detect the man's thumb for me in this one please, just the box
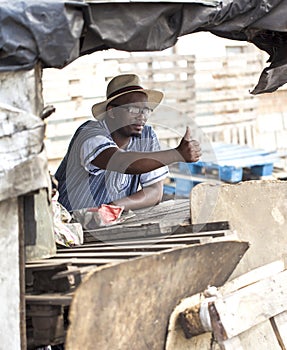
[183,126,191,141]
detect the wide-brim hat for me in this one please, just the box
[92,74,164,120]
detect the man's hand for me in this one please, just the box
[176,126,202,163]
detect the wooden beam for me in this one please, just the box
[211,270,287,341]
[271,311,287,349]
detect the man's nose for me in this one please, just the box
[136,113,147,121]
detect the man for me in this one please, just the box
[55,74,201,212]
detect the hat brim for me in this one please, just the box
[91,89,164,120]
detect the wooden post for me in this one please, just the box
[0,65,45,349]
[0,199,23,349]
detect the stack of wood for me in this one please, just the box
[25,199,248,349]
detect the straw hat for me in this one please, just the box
[92,74,164,120]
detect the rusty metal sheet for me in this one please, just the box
[66,240,248,350]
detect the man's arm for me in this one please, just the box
[110,180,164,211]
[91,127,201,174]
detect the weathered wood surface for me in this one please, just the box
[65,240,248,350]
[26,200,240,349]
[84,199,191,242]
[84,199,229,243]
[212,269,287,340]
[172,260,287,350]
[272,311,287,348]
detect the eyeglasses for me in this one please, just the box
[111,104,153,118]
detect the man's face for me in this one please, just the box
[108,92,151,137]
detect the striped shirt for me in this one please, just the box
[55,120,169,211]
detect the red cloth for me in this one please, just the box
[87,204,124,225]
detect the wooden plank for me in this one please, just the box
[92,228,229,242]
[220,337,244,350]
[223,321,282,350]
[220,260,286,295]
[83,199,192,243]
[83,236,201,246]
[26,293,73,306]
[109,55,195,64]
[84,229,228,245]
[57,244,187,253]
[25,262,71,270]
[78,231,229,247]
[83,222,162,243]
[272,311,287,349]
[211,269,287,340]
[174,221,230,233]
[196,97,257,111]
[54,251,159,258]
[195,114,256,127]
[79,236,199,247]
[28,258,125,266]
[65,240,248,350]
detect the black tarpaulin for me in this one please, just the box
[0,0,85,71]
[0,0,287,94]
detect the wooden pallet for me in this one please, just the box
[179,142,281,183]
[163,143,282,198]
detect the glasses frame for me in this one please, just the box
[111,104,153,118]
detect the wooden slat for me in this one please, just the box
[222,321,282,350]
[77,230,229,248]
[54,251,160,258]
[272,311,287,349]
[220,260,286,295]
[84,229,228,243]
[220,337,244,350]
[212,269,287,340]
[28,258,124,266]
[110,55,195,64]
[26,293,73,306]
[57,244,186,253]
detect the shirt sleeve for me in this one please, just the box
[80,135,117,174]
[140,166,169,187]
